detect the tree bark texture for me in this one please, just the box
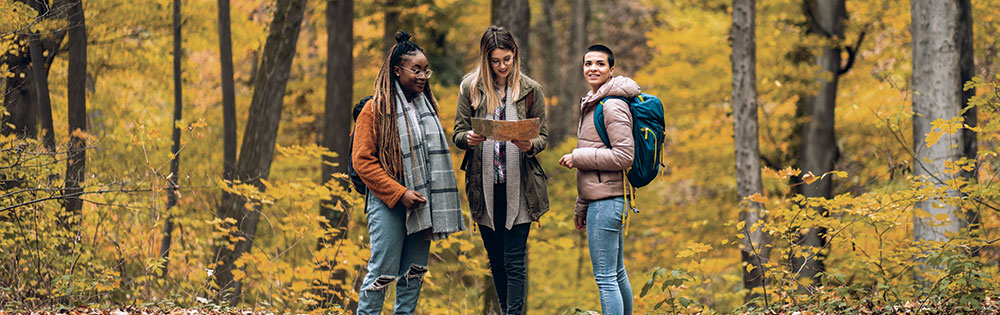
[218,0,237,181]
[1,34,37,138]
[792,0,846,281]
[317,0,353,308]
[36,0,70,152]
[64,0,87,220]
[213,0,307,304]
[547,0,589,145]
[731,0,770,297]
[383,0,400,52]
[958,0,977,199]
[29,0,67,151]
[29,33,56,151]
[910,0,967,247]
[160,0,183,278]
[491,0,530,75]
[539,0,558,93]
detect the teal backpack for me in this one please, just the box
[593,93,666,188]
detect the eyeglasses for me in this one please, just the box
[396,66,433,78]
[490,57,514,66]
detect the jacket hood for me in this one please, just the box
[581,76,641,110]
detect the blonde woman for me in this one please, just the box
[452,25,549,315]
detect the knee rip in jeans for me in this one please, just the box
[403,264,428,285]
[362,275,396,294]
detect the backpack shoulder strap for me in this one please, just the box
[594,96,633,148]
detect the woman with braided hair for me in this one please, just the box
[453,25,549,315]
[352,31,465,314]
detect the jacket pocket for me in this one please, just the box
[463,148,485,221]
[523,156,550,221]
[460,151,473,171]
[466,173,484,221]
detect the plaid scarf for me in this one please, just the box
[394,82,465,239]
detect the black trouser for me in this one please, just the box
[479,183,531,315]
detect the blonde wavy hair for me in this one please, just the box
[464,25,522,112]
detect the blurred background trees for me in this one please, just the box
[2,0,999,313]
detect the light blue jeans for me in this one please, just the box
[356,192,431,315]
[587,197,633,315]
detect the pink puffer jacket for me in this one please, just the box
[572,76,639,215]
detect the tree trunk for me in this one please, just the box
[383,0,399,51]
[957,0,979,236]
[549,0,589,144]
[491,0,530,75]
[910,0,967,265]
[792,0,846,282]
[1,34,36,138]
[317,0,353,308]
[731,0,770,300]
[35,0,69,152]
[64,0,87,222]
[218,0,237,181]
[160,0,183,278]
[539,0,558,95]
[29,33,56,152]
[213,0,307,305]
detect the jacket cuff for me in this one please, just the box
[456,130,473,150]
[378,185,407,209]
[526,138,542,157]
[574,199,588,216]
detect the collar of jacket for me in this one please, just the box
[580,76,641,112]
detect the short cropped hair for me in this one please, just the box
[585,44,615,67]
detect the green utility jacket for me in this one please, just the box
[452,74,550,222]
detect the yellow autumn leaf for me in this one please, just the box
[678,249,694,258]
[747,193,768,204]
[828,170,848,178]
[915,208,932,219]
[801,171,819,184]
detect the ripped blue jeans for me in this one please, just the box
[357,192,431,315]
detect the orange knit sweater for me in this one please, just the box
[352,100,407,208]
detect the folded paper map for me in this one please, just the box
[471,117,541,142]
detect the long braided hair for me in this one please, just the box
[371,31,439,180]
[463,25,522,112]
